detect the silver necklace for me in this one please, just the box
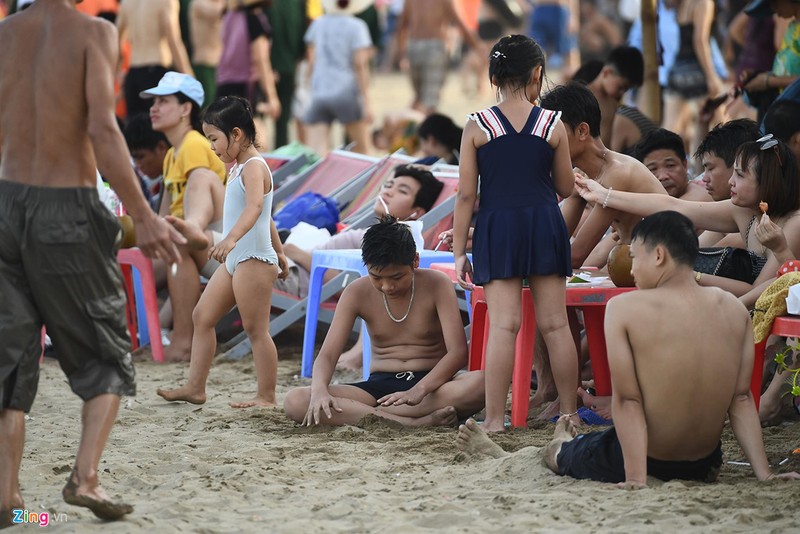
[382,273,415,323]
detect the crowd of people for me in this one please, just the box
[6,0,800,528]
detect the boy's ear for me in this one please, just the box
[410,206,427,218]
[577,122,592,141]
[413,253,420,269]
[654,244,667,266]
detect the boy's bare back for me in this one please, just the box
[608,284,749,461]
[0,3,110,187]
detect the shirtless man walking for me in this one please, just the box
[189,0,224,106]
[283,217,485,427]
[0,0,183,525]
[397,0,481,114]
[458,211,800,486]
[117,0,193,118]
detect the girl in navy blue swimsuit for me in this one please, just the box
[453,35,579,432]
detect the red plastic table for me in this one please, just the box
[430,263,634,427]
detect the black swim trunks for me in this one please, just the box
[349,370,431,401]
[556,427,722,483]
[0,182,136,412]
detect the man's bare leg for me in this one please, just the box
[455,418,509,459]
[0,409,25,529]
[62,394,133,521]
[543,415,579,474]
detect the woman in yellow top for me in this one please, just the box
[142,71,227,362]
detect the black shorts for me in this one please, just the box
[349,370,431,401]
[0,182,136,412]
[557,427,723,483]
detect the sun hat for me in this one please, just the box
[139,71,204,108]
[322,0,374,16]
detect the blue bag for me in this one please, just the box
[273,191,340,235]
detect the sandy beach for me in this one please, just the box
[20,324,800,533]
[15,72,800,532]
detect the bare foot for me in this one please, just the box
[528,387,557,412]
[578,387,612,420]
[554,414,579,439]
[456,418,509,458]
[336,349,362,371]
[163,344,191,363]
[229,396,277,409]
[62,472,133,521]
[410,406,459,427]
[165,215,209,250]
[535,398,562,421]
[156,386,207,404]
[1,499,23,529]
[759,394,784,427]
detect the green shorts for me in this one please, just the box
[193,64,217,107]
[0,181,136,412]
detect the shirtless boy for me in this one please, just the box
[458,211,800,487]
[0,0,184,525]
[117,0,193,117]
[397,0,481,113]
[283,217,485,427]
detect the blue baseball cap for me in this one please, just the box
[139,71,204,108]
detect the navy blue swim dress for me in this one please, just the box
[468,105,571,285]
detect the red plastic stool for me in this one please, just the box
[753,316,800,411]
[469,286,537,428]
[117,248,164,362]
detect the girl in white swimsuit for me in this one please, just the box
[157,96,289,409]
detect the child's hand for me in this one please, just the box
[574,174,606,205]
[303,390,342,426]
[755,214,788,254]
[276,252,289,280]
[377,387,426,407]
[209,237,236,263]
[455,254,474,290]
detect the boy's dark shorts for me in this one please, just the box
[556,427,722,483]
[349,370,431,401]
[0,181,136,413]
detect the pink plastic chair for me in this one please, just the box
[117,248,164,362]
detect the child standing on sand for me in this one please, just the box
[452,34,579,432]
[158,96,288,408]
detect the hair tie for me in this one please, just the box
[491,50,506,61]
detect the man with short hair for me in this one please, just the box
[0,0,184,525]
[283,217,485,427]
[633,128,711,202]
[457,211,800,487]
[573,46,650,150]
[694,118,761,202]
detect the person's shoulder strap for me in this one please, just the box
[530,106,561,142]
[467,107,507,142]
[238,156,273,192]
